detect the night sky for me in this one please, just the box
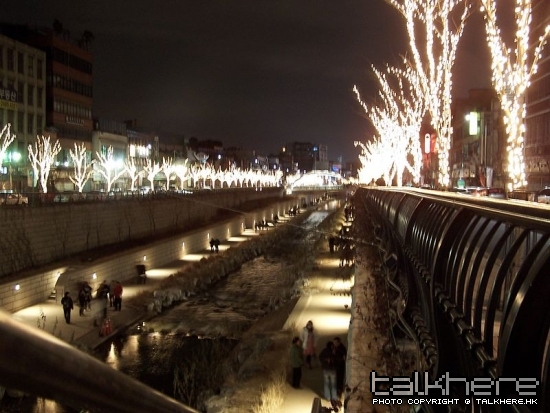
[3,0,491,162]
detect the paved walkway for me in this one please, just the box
[9,206,353,413]
[279,248,353,413]
[10,226,269,351]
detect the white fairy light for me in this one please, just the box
[95,146,125,193]
[143,158,162,191]
[480,0,550,190]
[69,142,95,193]
[124,156,143,191]
[28,135,61,193]
[0,123,16,170]
[386,0,471,187]
[354,63,425,186]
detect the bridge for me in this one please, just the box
[356,187,549,412]
[285,170,348,193]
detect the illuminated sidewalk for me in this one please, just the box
[279,251,353,412]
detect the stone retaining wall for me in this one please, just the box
[0,196,309,313]
[0,188,285,278]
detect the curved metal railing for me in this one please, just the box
[0,310,199,413]
[356,187,550,413]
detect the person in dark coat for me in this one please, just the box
[78,288,87,316]
[318,341,338,406]
[328,236,335,253]
[333,337,347,396]
[98,281,110,318]
[83,281,92,310]
[61,292,74,324]
[289,336,304,389]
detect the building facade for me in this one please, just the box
[0,34,46,191]
[450,89,506,188]
[0,25,94,193]
[285,141,328,172]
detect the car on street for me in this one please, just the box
[464,187,488,197]
[537,188,550,204]
[54,191,83,202]
[0,193,29,206]
[485,187,507,199]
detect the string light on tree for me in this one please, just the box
[162,157,177,190]
[69,142,95,193]
[386,0,471,187]
[95,146,125,193]
[354,63,425,186]
[174,160,189,190]
[143,158,162,191]
[124,156,143,191]
[480,0,550,190]
[28,135,61,193]
[0,123,16,171]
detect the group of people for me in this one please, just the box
[289,320,347,409]
[209,238,220,252]
[61,280,124,324]
[254,220,272,231]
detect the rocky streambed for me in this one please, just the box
[138,206,338,338]
[104,202,344,412]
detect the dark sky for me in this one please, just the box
[3,0,491,162]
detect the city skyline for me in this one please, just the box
[3,0,491,162]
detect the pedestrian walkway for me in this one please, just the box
[279,248,353,412]
[10,225,274,350]
[9,205,353,412]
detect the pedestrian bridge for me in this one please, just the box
[285,170,348,193]
[356,187,549,412]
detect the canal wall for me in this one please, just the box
[0,188,288,279]
[0,194,319,313]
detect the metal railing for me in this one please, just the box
[357,187,550,412]
[0,310,199,413]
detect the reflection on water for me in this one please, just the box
[95,333,236,408]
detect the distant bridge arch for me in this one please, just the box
[287,170,347,192]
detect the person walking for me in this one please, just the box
[333,337,347,396]
[113,281,123,311]
[83,281,92,311]
[60,292,74,324]
[78,288,87,316]
[289,336,304,389]
[109,280,117,307]
[318,341,339,408]
[98,281,110,318]
[300,320,317,369]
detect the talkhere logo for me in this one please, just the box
[370,371,539,407]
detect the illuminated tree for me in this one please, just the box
[143,158,161,190]
[162,157,177,190]
[28,135,61,193]
[386,0,471,187]
[69,143,95,193]
[355,137,394,185]
[189,162,213,188]
[354,64,425,186]
[124,157,143,191]
[95,146,125,193]
[480,0,550,190]
[0,124,16,170]
[174,160,189,190]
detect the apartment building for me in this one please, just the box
[0,34,46,191]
